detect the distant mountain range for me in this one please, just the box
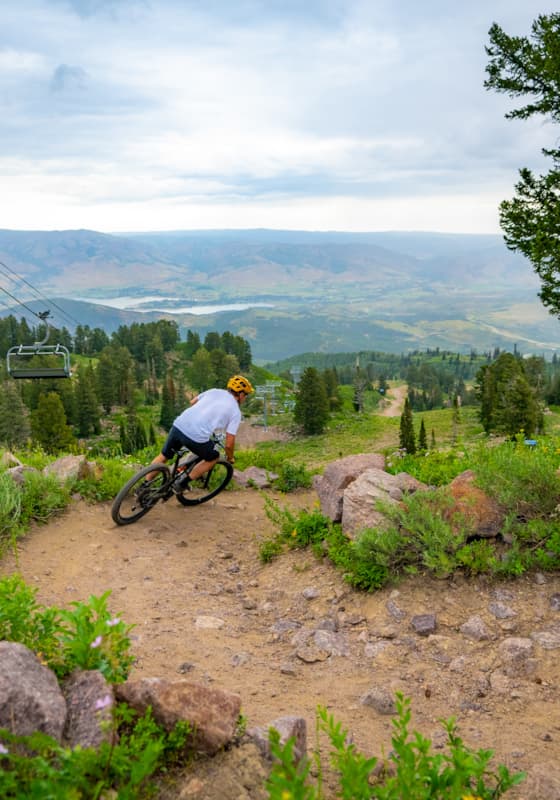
[0,228,558,361]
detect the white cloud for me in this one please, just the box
[1,0,558,233]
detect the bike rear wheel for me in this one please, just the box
[175,458,233,506]
[111,464,170,525]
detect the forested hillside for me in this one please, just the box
[1,311,560,456]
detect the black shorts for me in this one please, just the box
[161,426,220,462]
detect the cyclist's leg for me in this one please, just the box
[181,438,220,480]
[144,426,184,480]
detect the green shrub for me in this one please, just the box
[0,575,134,682]
[384,447,469,486]
[0,706,191,799]
[72,458,146,503]
[0,473,23,554]
[273,461,313,492]
[471,439,560,518]
[266,694,525,799]
[0,575,63,666]
[18,471,71,528]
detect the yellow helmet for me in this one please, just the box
[227,375,254,394]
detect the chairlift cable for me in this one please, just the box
[0,283,44,321]
[0,259,82,329]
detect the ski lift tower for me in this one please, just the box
[255,381,281,430]
[290,366,302,389]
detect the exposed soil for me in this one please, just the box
[2,419,560,798]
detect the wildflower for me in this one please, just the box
[90,635,103,649]
[291,529,297,537]
[95,694,112,711]
[461,795,482,800]
[106,617,121,627]
[281,792,293,800]
[0,743,8,755]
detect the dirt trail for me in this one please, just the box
[379,384,407,417]
[2,421,560,798]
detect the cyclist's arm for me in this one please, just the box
[225,433,236,463]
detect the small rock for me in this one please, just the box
[411,613,437,636]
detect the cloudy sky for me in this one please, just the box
[1,0,556,234]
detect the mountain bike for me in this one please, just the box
[111,434,234,526]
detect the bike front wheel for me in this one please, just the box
[175,459,233,506]
[111,464,170,525]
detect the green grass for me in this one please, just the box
[239,405,485,472]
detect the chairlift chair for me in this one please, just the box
[6,311,71,379]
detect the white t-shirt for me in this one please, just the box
[173,389,241,443]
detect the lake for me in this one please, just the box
[71,295,274,315]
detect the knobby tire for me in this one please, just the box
[111,464,170,526]
[175,458,233,506]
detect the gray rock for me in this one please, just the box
[248,716,307,763]
[63,670,114,749]
[360,686,396,715]
[314,453,386,522]
[411,613,437,636]
[0,641,67,742]
[460,615,491,641]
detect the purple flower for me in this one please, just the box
[90,635,103,649]
[0,744,8,755]
[95,694,112,711]
[106,617,121,627]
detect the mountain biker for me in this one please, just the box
[147,375,254,484]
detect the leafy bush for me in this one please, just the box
[0,706,191,799]
[18,471,71,527]
[384,447,469,486]
[273,461,313,492]
[0,575,63,666]
[0,471,71,553]
[471,438,560,518]
[0,473,23,554]
[267,694,525,799]
[72,458,147,503]
[0,575,134,682]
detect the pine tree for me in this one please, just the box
[75,365,101,437]
[418,417,428,451]
[30,392,75,454]
[294,367,329,435]
[160,374,177,429]
[399,397,416,454]
[0,381,30,448]
[475,352,540,437]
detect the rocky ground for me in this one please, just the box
[2,420,560,798]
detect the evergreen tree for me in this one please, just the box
[485,14,560,315]
[323,368,341,410]
[0,382,30,448]
[160,374,177,429]
[31,392,75,454]
[184,330,201,358]
[190,347,215,392]
[399,397,416,454]
[294,367,329,435]
[75,364,101,437]
[418,417,428,451]
[475,352,540,437]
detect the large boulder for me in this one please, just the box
[43,455,101,482]
[0,641,67,742]
[341,468,428,537]
[63,670,115,749]
[115,678,242,756]
[444,470,504,539]
[314,453,385,522]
